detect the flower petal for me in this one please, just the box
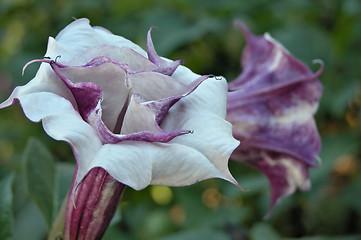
[7,92,102,183]
[161,76,240,184]
[146,28,183,76]
[88,95,191,144]
[130,71,189,100]
[232,149,310,217]
[52,18,147,63]
[49,58,130,131]
[227,21,323,166]
[121,94,164,134]
[1,62,77,111]
[83,142,232,190]
[141,74,211,124]
[228,21,321,95]
[64,45,158,72]
[226,21,323,213]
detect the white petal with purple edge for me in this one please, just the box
[86,142,230,190]
[0,65,77,111]
[17,92,102,182]
[161,77,239,184]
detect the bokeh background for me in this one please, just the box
[0,0,360,239]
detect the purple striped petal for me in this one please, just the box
[227,21,323,211]
[232,149,310,218]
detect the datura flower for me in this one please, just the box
[227,21,323,216]
[0,19,239,239]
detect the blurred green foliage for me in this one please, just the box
[0,0,360,239]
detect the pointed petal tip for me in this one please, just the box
[147,26,162,65]
[232,19,248,32]
[233,19,252,41]
[234,181,249,192]
[178,59,185,65]
[224,173,248,192]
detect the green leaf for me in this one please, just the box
[10,202,47,240]
[250,223,281,240]
[23,137,56,230]
[0,173,14,240]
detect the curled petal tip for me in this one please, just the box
[150,26,159,30]
[314,156,322,166]
[207,74,223,81]
[312,59,323,65]
[312,59,324,77]
[179,129,195,135]
[55,55,62,62]
[22,58,52,75]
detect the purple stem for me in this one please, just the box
[64,166,126,240]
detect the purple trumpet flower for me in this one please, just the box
[0,19,239,239]
[227,20,323,216]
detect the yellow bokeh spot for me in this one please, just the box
[334,155,360,176]
[150,186,173,205]
[169,205,186,226]
[202,188,222,209]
